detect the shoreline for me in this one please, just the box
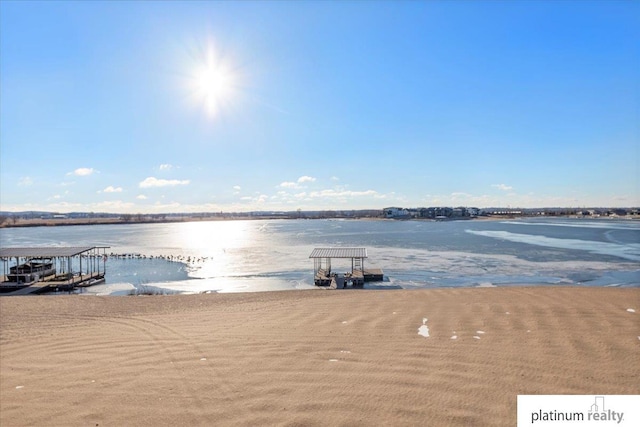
[2,214,638,229]
[1,286,638,426]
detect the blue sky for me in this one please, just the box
[1,1,638,213]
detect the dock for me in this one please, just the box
[1,280,53,296]
[1,246,109,296]
[0,272,106,296]
[309,248,384,288]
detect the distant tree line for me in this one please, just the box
[1,207,638,228]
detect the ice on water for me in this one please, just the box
[1,218,638,295]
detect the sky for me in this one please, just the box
[1,1,638,213]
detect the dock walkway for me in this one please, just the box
[1,272,105,296]
[3,281,53,296]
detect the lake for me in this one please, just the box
[0,218,638,294]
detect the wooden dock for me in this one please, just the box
[2,281,53,296]
[315,269,384,289]
[0,272,105,296]
[1,246,109,296]
[363,268,384,282]
[310,247,384,289]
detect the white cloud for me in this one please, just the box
[451,192,472,198]
[423,190,602,208]
[3,188,635,214]
[159,164,173,171]
[102,186,123,193]
[492,184,513,191]
[297,176,316,183]
[279,176,317,190]
[330,176,340,181]
[96,200,135,209]
[241,194,268,203]
[153,201,182,210]
[139,177,190,188]
[70,167,95,176]
[49,191,71,200]
[308,189,381,198]
[18,176,33,186]
[279,181,299,189]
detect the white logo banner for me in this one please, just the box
[518,395,640,426]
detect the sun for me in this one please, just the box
[189,44,238,118]
[194,63,233,116]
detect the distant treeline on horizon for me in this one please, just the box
[1,206,637,225]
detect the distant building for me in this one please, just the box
[452,207,466,217]
[435,207,453,218]
[384,206,484,220]
[407,208,420,218]
[384,207,410,218]
[418,207,437,218]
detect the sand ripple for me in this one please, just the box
[1,287,638,426]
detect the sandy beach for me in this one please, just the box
[1,287,638,426]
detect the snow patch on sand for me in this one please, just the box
[418,318,430,338]
[476,282,496,287]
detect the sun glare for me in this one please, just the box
[194,64,233,116]
[188,43,238,118]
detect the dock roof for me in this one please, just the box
[0,247,106,258]
[309,248,367,259]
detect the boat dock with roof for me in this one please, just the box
[0,246,110,295]
[309,247,383,289]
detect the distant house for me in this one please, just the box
[387,206,481,220]
[418,207,437,218]
[452,207,466,217]
[384,207,410,219]
[407,208,421,218]
[435,207,453,218]
[40,213,67,220]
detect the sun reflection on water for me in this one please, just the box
[176,221,250,251]
[174,221,254,278]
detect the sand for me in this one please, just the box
[1,287,638,426]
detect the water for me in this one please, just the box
[0,218,638,294]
